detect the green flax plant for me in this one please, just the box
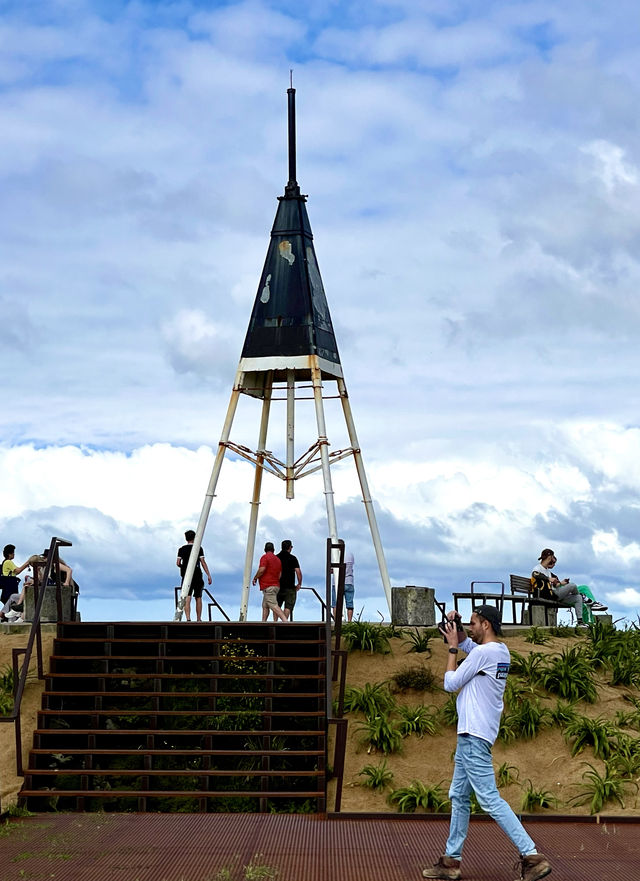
[609,655,640,689]
[608,733,640,778]
[342,622,391,654]
[524,627,552,645]
[509,651,545,684]
[539,647,598,703]
[547,699,579,729]
[548,624,575,638]
[0,664,15,715]
[402,628,433,655]
[387,780,449,813]
[503,695,551,741]
[356,714,404,755]
[397,704,440,738]
[496,762,519,788]
[497,714,517,744]
[568,762,634,814]
[614,708,640,731]
[439,693,458,727]
[343,681,397,718]
[502,678,538,712]
[521,780,559,812]
[563,714,618,760]
[357,759,394,790]
[584,618,623,669]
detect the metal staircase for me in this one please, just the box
[20,621,327,813]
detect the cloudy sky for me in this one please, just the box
[2,0,640,625]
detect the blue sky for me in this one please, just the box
[2,0,640,625]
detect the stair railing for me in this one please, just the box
[294,586,329,621]
[172,585,230,621]
[325,537,349,811]
[0,536,72,776]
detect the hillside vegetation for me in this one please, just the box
[332,619,640,816]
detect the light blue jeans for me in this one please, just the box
[445,734,536,861]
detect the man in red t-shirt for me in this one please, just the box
[252,542,287,622]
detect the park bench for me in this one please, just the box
[507,574,563,626]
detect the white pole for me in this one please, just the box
[286,368,295,500]
[175,373,242,620]
[239,373,273,621]
[311,362,339,545]
[337,376,392,615]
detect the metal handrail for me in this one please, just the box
[172,585,230,621]
[296,586,329,621]
[0,536,72,775]
[324,537,348,812]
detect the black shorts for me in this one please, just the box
[277,587,297,611]
[186,577,204,599]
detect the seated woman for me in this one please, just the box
[0,578,29,623]
[532,549,607,626]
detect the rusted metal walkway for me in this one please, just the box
[1,812,637,881]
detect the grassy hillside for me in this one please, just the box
[331,620,640,817]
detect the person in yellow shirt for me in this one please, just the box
[2,544,28,578]
[1,544,30,612]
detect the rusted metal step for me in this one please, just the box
[18,789,324,814]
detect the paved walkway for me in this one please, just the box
[0,812,638,880]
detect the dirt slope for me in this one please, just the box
[333,630,640,816]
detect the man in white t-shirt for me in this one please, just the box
[421,605,551,881]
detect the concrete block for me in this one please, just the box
[24,583,76,623]
[392,586,436,626]
[521,605,558,627]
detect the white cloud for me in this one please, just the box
[607,587,640,609]
[2,1,640,622]
[592,530,640,567]
[161,309,238,381]
[583,140,639,191]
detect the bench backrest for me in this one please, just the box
[510,574,532,595]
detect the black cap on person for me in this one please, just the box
[475,604,503,636]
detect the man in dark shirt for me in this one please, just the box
[275,540,302,620]
[176,530,212,622]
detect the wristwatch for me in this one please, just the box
[448,647,459,654]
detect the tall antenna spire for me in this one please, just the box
[285,70,300,197]
[176,84,392,623]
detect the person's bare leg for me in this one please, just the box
[195,596,203,621]
[184,596,191,621]
[273,605,289,622]
[284,608,291,620]
[347,608,353,622]
[262,605,270,622]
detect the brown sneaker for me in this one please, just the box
[422,855,461,880]
[515,853,551,881]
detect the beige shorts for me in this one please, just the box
[261,585,280,611]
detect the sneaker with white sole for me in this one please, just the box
[590,601,608,612]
